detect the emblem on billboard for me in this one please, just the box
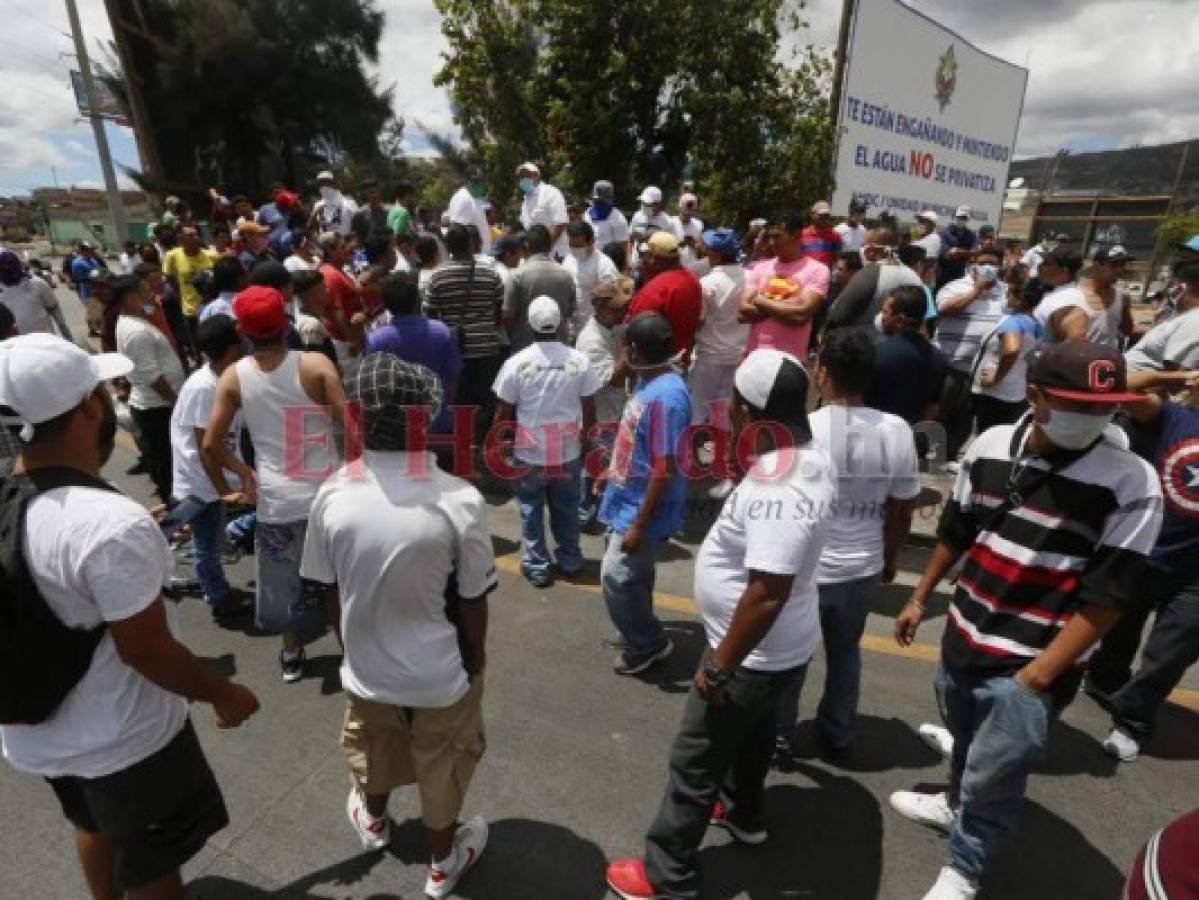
[935,45,957,112]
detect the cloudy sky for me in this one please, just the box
[0,0,1194,195]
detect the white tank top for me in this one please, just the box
[236,352,337,524]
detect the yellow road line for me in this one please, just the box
[494,553,1199,712]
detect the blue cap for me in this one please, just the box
[702,227,740,259]
[1179,234,1199,253]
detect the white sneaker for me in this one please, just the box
[708,479,735,500]
[890,790,956,834]
[346,788,390,851]
[918,723,955,760]
[425,816,488,898]
[922,866,978,900]
[1102,726,1140,762]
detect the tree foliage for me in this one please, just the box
[1157,207,1199,252]
[433,0,833,225]
[103,0,395,200]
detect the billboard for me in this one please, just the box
[830,0,1028,228]
[70,71,130,126]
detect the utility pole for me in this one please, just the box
[828,0,857,147]
[64,0,128,247]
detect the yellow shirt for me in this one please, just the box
[163,247,216,316]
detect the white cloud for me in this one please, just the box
[1,0,1193,193]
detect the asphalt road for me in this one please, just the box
[0,280,1196,899]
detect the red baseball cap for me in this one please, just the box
[232,286,288,340]
[275,188,299,210]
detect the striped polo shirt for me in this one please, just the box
[936,417,1163,687]
[932,275,1007,373]
[424,259,505,359]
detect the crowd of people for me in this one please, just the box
[0,168,1198,900]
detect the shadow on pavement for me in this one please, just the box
[1144,703,1199,761]
[701,770,883,900]
[198,653,237,679]
[186,817,608,899]
[1036,720,1118,777]
[788,715,943,773]
[983,798,1126,898]
[639,620,708,694]
[304,653,345,697]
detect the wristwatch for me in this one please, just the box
[703,662,731,688]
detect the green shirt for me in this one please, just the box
[387,203,412,236]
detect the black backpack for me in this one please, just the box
[0,468,118,725]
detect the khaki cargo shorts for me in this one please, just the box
[340,678,485,831]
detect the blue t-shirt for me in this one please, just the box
[71,256,100,299]
[599,371,691,539]
[1149,401,1199,577]
[364,314,463,433]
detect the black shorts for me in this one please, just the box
[46,719,228,890]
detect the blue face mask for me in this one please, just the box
[589,200,614,220]
[519,177,536,196]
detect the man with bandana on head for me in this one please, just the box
[301,352,495,899]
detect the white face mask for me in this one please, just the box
[569,246,591,262]
[1039,408,1112,450]
[141,303,157,317]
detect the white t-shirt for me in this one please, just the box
[492,341,601,465]
[1021,244,1047,278]
[587,208,630,248]
[670,216,704,243]
[564,248,620,337]
[115,315,185,410]
[574,318,626,424]
[447,186,493,255]
[695,445,836,671]
[170,366,243,502]
[315,193,358,237]
[1034,283,1095,344]
[629,209,673,239]
[913,232,943,263]
[0,488,187,778]
[283,254,317,274]
[520,182,569,259]
[695,264,749,366]
[300,452,498,709]
[0,276,63,336]
[835,221,866,253]
[808,406,920,583]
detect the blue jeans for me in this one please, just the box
[775,574,880,747]
[936,661,1058,881]
[160,496,230,607]
[579,431,614,525]
[513,458,584,577]
[601,532,667,657]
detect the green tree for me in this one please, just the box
[434,0,833,225]
[103,0,394,201]
[1157,208,1199,252]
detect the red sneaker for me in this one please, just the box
[710,800,768,845]
[606,858,658,900]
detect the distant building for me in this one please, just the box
[1000,139,1199,288]
[32,187,155,251]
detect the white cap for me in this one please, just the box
[527,295,562,334]
[517,161,540,176]
[316,170,336,183]
[0,334,131,441]
[955,205,971,218]
[916,210,939,224]
[680,192,698,211]
[811,201,832,216]
[733,349,811,437]
[640,186,663,205]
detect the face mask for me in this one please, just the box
[569,246,590,262]
[590,200,613,219]
[518,178,536,196]
[1039,408,1113,450]
[641,204,655,217]
[975,264,999,282]
[142,303,157,316]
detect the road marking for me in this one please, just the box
[494,553,1199,712]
